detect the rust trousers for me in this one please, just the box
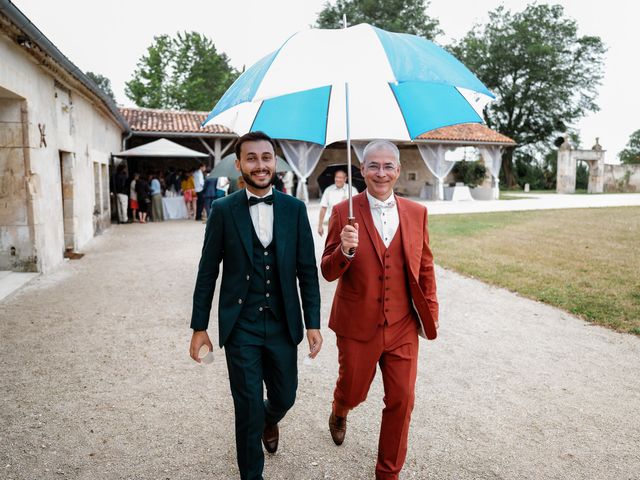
[333,313,419,480]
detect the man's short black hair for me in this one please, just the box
[235,131,276,159]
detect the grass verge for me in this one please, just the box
[429,207,640,335]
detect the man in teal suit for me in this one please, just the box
[189,131,322,480]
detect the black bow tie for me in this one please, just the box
[248,195,274,206]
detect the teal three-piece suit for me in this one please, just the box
[191,188,320,480]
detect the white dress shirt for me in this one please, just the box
[193,169,205,193]
[366,191,399,248]
[246,189,274,248]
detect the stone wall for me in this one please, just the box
[0,34,123,272]
[604,164,640,193]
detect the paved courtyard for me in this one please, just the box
[1,199,639,479]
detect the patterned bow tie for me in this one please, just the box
[248,195,274,206]
[374,199,395,209]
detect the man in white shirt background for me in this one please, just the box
[317,169,358,236]
[193,162,206,221]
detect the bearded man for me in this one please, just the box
[189,131,322,480]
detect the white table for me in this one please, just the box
[443,185,475,201]
[162,196,189,220]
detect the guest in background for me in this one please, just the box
[114,164,129,224]
[194,162,206,221]
[129,173,140,223]
[135,174,151,224]
[166,167,181,195]
[202,172,218,221]
[150,172,164,222]
[317,169,358,237]
[181,171,196,219]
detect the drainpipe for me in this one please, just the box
[20,101,38,272]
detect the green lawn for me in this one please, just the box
[429,207,640,335]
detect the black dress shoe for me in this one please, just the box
[329,412,347,446]
[262,423,279,453]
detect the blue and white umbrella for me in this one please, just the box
[203,23,494,146]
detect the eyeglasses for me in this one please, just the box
[365,163,397,173]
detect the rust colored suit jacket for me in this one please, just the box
[321,192,439,341]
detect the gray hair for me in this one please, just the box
[362,140,400,165]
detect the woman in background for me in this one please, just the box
[129,173,140,222]
[181,171,196,219]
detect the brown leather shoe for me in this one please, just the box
[329,412,347,446]
[262,423,279,454]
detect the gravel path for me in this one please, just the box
[1,213,639,480]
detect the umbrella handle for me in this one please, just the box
[347,217,356,255]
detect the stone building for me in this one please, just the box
[0,1,128,273]
[119,108,515,200]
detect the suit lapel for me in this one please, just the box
[230,192,253,264]
[357,192,384,265]
[397,198,417,277]
[273,190,288,268]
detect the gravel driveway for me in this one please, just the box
[1,213,639,480]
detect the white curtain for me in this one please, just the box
[478,146,502,199]
[417,144,457,201]
[351,141,368,164]
[279,140,325,203]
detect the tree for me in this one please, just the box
[86,71,116,103]
[316,0,441,39]
[125,32,238,111]
[451,4,605,187]
[618,130,640,164]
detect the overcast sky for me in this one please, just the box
[11,0,639,162]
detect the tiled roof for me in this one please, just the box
[119,107,233,134]
[416,123,516,145]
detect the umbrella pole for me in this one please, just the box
[345,81,354,220]
[345,81,357,256]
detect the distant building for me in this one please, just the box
[119,107,235,172]
[0,2,128,272]
[120,108,516,199]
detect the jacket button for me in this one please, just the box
[385,297,390,301]
[266,280,271,285]
[246,275,250,280]
[340,262,346,268]
[385,276,390,280]
[266,265,270,270]
[385,265,390,269]
[385,308,389,313]
[266,293,270,298]
[264,251,268,256]
[377,298,382,303]
[378,276,383,281]
[238,299,243,304]
[259,307,263,312]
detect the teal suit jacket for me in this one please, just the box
[191,189,321,347]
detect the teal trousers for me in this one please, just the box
[224,311,298,480]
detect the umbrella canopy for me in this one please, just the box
[207,154,292,179]
[203,23,494,145]
[114,138,208,158]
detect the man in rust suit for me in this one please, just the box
[321,140,439,480]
